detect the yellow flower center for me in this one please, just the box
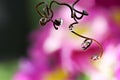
[43,68,68,80]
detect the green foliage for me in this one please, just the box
[27,0,53,30]
[0,60,18,80]
[76,73,90,80]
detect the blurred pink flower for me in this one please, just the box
[59,0,95,9]
[13,0,120,80]
[95,0,120,8]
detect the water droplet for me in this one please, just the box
[81,39,92,50]
[91,55,100,61]
[39,17,48,25]
[54,18,63,26]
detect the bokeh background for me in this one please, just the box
[0,0,42,79]
[0,0,120,80]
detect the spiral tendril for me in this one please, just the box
[35,0,103,61]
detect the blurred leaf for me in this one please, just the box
[0,60,18,80]
[77,73,90,80]
[27,0,53,30]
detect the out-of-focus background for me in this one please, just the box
[0,0,50,80]
[0,0,120,80]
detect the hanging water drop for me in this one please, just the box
[91,55,100,61]
[54,18,63,26]
[81,39,92,50]
[39,17,48,25]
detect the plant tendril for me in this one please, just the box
[35,0,103,61]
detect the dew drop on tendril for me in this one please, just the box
[81,39,92,50]
[54,18,63,26]
[91,55,100,61]
[39,17,48,25]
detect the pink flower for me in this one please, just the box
[59,0,95,9]
[13,0,120,80]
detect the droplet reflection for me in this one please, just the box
[91,55,100,61]
[54,18,63,26]
[39,17,48,25]
[81,39,92,50]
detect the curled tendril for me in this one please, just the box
[71,31,103,61]
[35,0,103,61]
[35,0,87,30]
